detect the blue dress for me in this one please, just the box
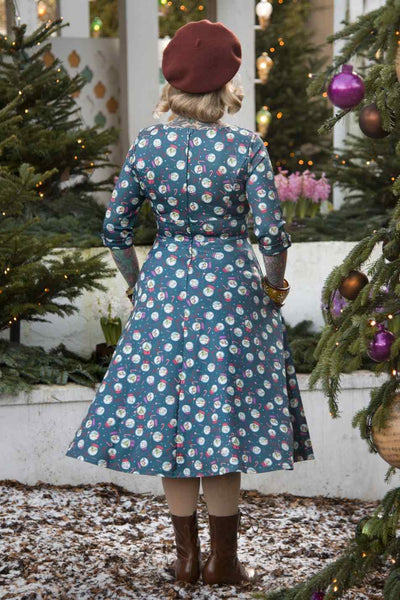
[65,117,315,478]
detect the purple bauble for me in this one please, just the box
[367,323,395,362]
[311,592,325,600]
[330,289,349,320]
[327,64,365,109]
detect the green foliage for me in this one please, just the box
[0,18,119,242]
[158,0,211,38]
[255,0,333,173]
[283,320,320,373]
[0,340,107,395]
[88,0,211,39]
[0,19,118,338]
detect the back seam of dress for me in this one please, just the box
[175,128,194,473]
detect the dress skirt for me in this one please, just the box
[65,233,315,477]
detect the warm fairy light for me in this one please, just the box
[24,109,28,113]
[342,160,346,164]
[369,319,376,326]
[335,342,339,346]
[392,369,397,376]
[277,111,283,119]
[18,90,22,95]
[299,160,304,165]
[269,47,275,52]
[308,160,313,165]
[44,288,50,292]
[290,152,295,157]
[388,314,393,319]
[74,155,78,160]
[278,39,284,46]
[322,91,328,97]
[39,193,44,198]
[64,274,68,279]
[308,72,313,78]
[77,138,82,143]
[362,552,367,557]
[198,4,204,9]
[180,4,186,10]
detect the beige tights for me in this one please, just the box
[162,472,241,517]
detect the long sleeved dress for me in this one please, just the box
[65,116,315,478]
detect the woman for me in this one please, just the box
[65,19,315,587]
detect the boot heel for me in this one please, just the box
[202,510,257,586]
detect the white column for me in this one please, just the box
[14,0,39,33]
[216,0,255,130]
[58,0,90,37]
[118,0,159,153]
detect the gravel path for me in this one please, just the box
[0,480,389,599]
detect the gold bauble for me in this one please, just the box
[338,270,369,300]
[371,393,400,468]
[257,52,274,85]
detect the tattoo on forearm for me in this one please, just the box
[110,246,140,288]
[262,250,287,288]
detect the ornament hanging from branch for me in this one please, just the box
[256,52,273,84]
[327,64,365,109]
[359,102,390,138]
[338,270,369,300]
[367,323,395,362]
[256,106,271,138]
[370,393,400,467]
[256,0,273,30]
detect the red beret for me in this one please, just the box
[162,19,242,94]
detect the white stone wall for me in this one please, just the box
[0,371,394,501]
[0,240,383,358]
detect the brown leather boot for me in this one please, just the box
[166,510,202,583]
[202,510,257,585]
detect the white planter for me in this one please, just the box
[0,241,383,357]
[1,371,395,501]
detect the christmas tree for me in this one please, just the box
[0,17,117,345]
[0,15,119,246]
[254,0,333,173]
[260,1,400,599]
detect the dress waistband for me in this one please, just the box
[155,232,249,243]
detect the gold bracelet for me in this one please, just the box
[262,276,290,306]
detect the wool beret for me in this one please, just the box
[162,19,242,94]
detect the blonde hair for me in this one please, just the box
[153,75,244,123]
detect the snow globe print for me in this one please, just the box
[65,121,315,478]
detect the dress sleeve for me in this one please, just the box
[101,131,146,249]
[246,133,292,256]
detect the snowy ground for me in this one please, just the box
[0,480,389,599]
